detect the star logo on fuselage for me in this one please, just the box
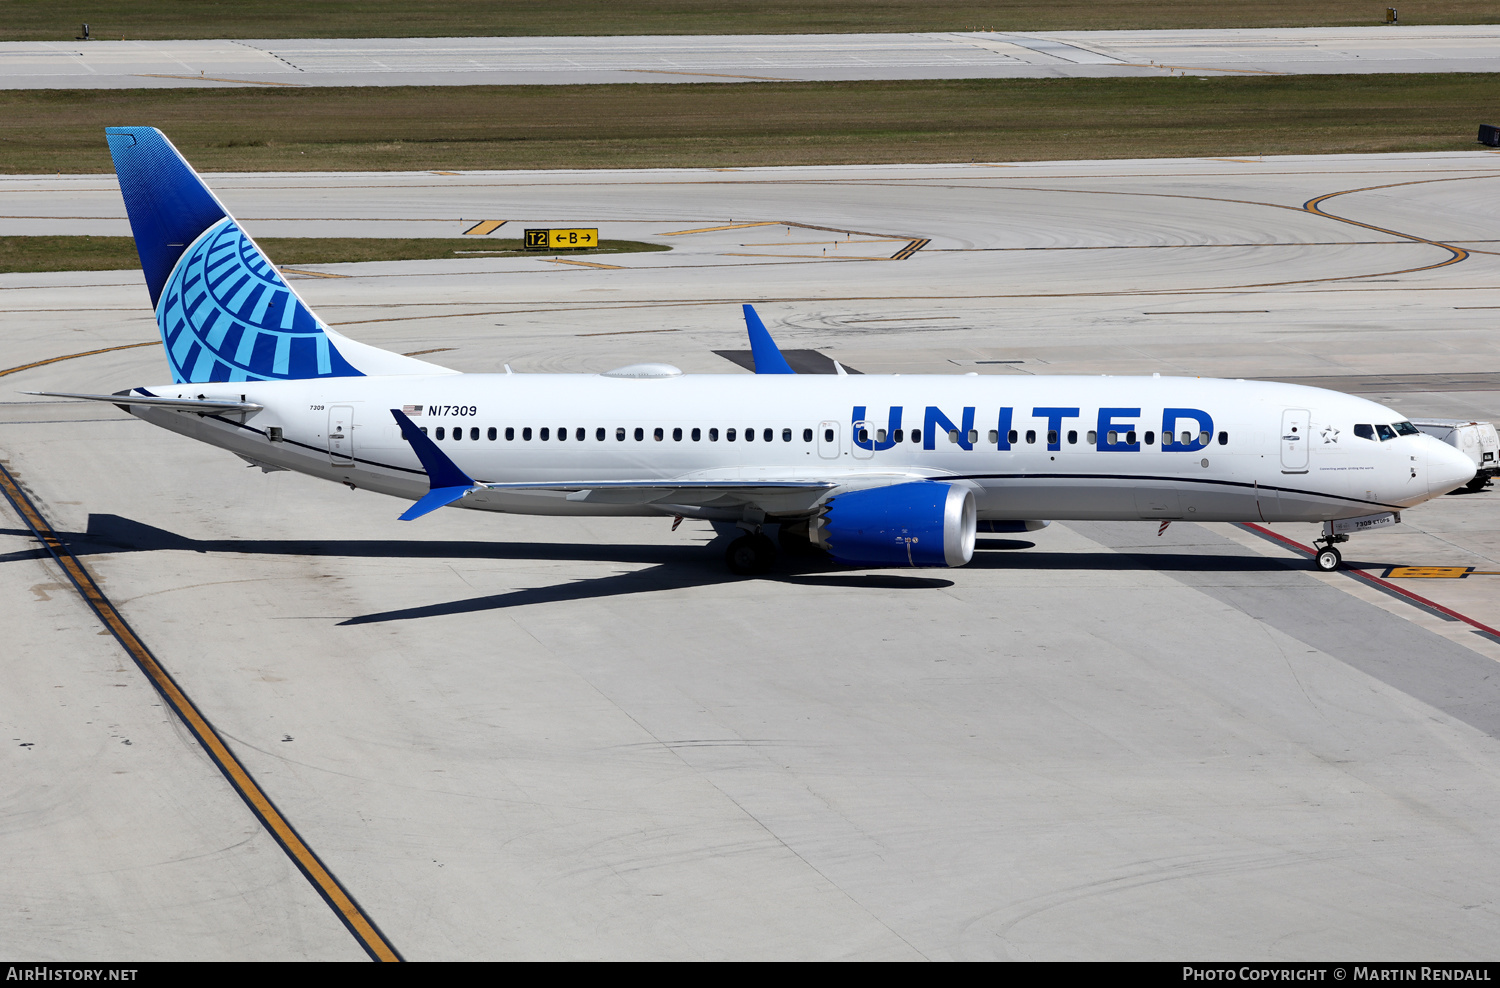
[1321,425,1340,444]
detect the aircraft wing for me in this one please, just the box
[390,408,925,519]
[474,479,836,508]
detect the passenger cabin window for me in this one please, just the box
[505,427,514,441]
[1007,430,1018,444]
[911,429,922,445]
[1143,431,1153,445]
[488,427,497,441]
[1218,431,1228,445]
[654,427,664,441]
[745,428,755,442]
[435,427,445,440]
[710,428,720,441]
[728,428,737,441]
[1068,430,1077,444]
[672,427,682,441]
[470,427,479,441]
[616,427,626,441]
[988,430,999,444]
[539,427,549,441]
[859,429,869,443]
[764,428,773,442]
[556,427,565,441]
[948,429,960,444]
[691,428,701,441]
[823,429,832,443]
[803,428,813,442]
[1376,424,1396,441]
[1025,430,1036,444]
[576,427,585,441]
[894,429,904,443]
[1048,429,1060,445]
[596,428,606,441]
[823,428,833,443]
[1087,430,1097,444]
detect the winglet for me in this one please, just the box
[743,304,795,375]
[391,408,477,520]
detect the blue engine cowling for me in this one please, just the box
[811,481,977,567]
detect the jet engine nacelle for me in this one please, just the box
[811,481,976,567]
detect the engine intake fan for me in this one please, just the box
[811,481,976,567]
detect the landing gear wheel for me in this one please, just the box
[1315,546,1342,572]
[726,534,776,575]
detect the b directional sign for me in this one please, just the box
[524,228,599,250]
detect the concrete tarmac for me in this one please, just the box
[2,26,1499,89]
[3,152,1500,959]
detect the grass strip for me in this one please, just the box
[0,236,667,274]
[5,1,1494,41]
[2,75,1497,174]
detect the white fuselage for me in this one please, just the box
[128,372,1475,525]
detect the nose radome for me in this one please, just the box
[1428,438,1476,495]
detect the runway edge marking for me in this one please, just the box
[0,461,403,963]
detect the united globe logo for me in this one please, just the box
[154,217,361,383]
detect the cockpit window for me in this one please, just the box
[1354,424,1374,441]
[1394,421,1421,436]
[1375,424,1396,441]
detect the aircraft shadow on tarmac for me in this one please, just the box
[0,514,1334,624]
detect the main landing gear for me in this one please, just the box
[1314,521,1350,572]
[725,533,776,575]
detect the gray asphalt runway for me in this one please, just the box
[2,26,1499,89]
[3,152,1500,959]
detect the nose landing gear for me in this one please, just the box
[1315,542,1344,572]
[1314,520,1350,572]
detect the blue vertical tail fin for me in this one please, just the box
[106,127,449,384]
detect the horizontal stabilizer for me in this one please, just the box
[24,390,263,413]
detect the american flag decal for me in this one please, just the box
[402,404,423,416]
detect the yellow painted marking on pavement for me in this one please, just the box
[891,238,930,260]
[740,239,906,246]
[132,73,306,87]
[1382,566,1474,579]
[432,171,461,176]
[0,463,401,962]
[0,341,158,379]
[663,222,779,236]
[462,220,506,236]
[542,257,624,269]
[577,327,681,337]
[279,267,349,279]
[721,252,884,261]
